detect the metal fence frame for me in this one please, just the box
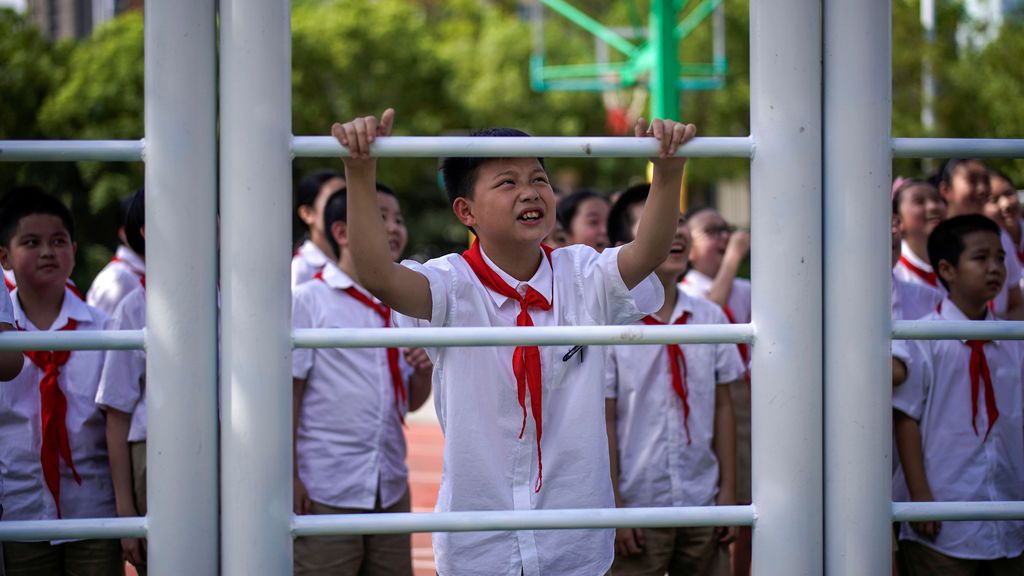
[1,0,1023,574]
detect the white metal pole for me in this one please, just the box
[144,0,219,574]
[220,0,293,574]
[824,0,892,574]
[749,0,822,573]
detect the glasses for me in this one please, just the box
[699,224,733,237]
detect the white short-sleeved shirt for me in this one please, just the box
[0,279,13,326]
[95,287,147,442]
[394,244,662,576]
[85,246,145,316]
[894,242,942,291]
[292,263,413,510]
[680,270,751,326]
[0,287,116,524]
[892,299,1024,560]
[892,275,943,322]
[606,287,744,509]
[291,240,331,289]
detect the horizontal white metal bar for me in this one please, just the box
[892,138,1024,158]
[892,501,1024,522]
[291,135,755,159]
[292,505,756,537]
[0,517,147,541]
[0,330,145,351]
[0,140,145,162]
[293,323,754,349]
[893,320,1024,340]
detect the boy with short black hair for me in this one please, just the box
[94,187,149,573]
[291,185,432,576]
[0,188,121,575]
[293,169,346,287]
[893,214,1024,575]
[331,109,695,576]
[605,188,741,576]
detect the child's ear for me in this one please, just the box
[452,198,476,229]
[140,226,146,239]
[936,258,956,285]
[0,246,9,271]
[297,205,316,226]
[331,220,348,250]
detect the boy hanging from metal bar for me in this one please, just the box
[331,108,695,576]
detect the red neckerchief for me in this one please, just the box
[314,271,406,423]
[641,312,693,445]
[19,318,81,518]
[3,275,14,292]
[898,255,938,287]
[461,239,553,492]
[966,339,999,441]
[111,255,145,287]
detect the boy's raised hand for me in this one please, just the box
[331,108,395,163]
[635,117,697,163]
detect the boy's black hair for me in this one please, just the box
[927,214,1000,291]
[556,188,608,233]
[0,187,75,247]
[439,128,544,207]
[323,183,397,261]
[117,192,134,234]
[989,168,1016,190]
[124,188,145,257]
[607,183,651,246]
[296,169,343,210]
[938,158,986,187]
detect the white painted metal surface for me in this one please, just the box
[824,0,892,573]
[0,330,144,351]
[219,0,294,574]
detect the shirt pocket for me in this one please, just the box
[543,345,572,390]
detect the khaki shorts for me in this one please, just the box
[899,540,1024,576]
[294,487,412,576]
[610,526,729,576]
[729,380,751,504]
[2,539,121,576]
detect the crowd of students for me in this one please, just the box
[0,110,1020,576]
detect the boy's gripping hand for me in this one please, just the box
[635,117,697,165]
[331,108,395,165]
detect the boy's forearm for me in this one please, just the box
[618,163,685,288]
[714,384,737,503]
[894,410,933,501]
[408,371,432,412]
[605,399,624,507]
[292,378,306,478]
[707,258,740,308]
[0,325,23,381]
[105,409,137,517]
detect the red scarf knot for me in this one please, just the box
[642,312,693,445]
[966,339,999,441]
[898,255,938,287]
[314,271,406,423]
[461,240,553,492]
[20,318,81,519]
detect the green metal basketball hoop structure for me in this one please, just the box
[529,0,728,123]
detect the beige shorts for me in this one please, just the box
[610,526,729,576]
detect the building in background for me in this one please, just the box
[26,0,141,40]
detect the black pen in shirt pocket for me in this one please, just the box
[562,345,585,363]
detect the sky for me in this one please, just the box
[0,0,25,10]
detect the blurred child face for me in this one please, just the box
[898,183,946,239]
[568,197,610,252]
[456,158,556,250]
[939,231,1005,305]
[941,160,990,216]
[301,176,345,239]
[378,192,408,261]
[984,175,1020,231]
[687,209,731,274]
[891,213,901,267]
[0,214,76,292]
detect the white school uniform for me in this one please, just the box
[894,241,941,291]
[892,299,1024,560]
[86,245,145,316]
[892,275,943,323]
[0,278,14,326]
[394,244,662,576]
[95,287,148,442]
[681,269,751,327]
[291,239,331,289]
[0,287,116,523]
[606,287,744,509]
[292,263,413,511]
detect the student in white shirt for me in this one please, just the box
[86,191,146,315]
[0,270,24,381]
[605,186,742,576]
[292,169,346,288]
[556,188,610,252]
[937,159,1023,320]
[0,189,120,574]
[893,178,947,290]
[893,215,1024,575]
[983,169,1024,291]
[331,109,694,576]
[292,185,432,576]
[95,188,148,574]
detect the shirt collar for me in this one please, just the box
[900,240,932,271]
[682,269,713,293]
[300,240,330,267]
[478,245,553,308]
[670,285,695,322]
[937,297,1000,345]
[13,286,94,331]
[114,245,145,274]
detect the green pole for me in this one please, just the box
[650,0,679,120]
